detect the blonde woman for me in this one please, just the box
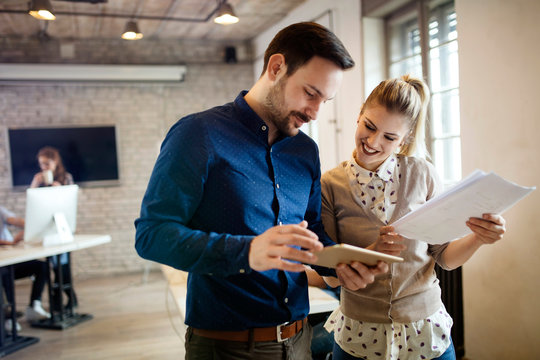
[321,76,506,360]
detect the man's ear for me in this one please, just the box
[266,53,286,81]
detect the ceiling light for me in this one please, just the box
[122,21,143,40]
[214,2,239,25]
[28,0,56,20]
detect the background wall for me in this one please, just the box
[0,37,254,277]
[456,0,540,358]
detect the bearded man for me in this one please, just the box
[135,22,386,360]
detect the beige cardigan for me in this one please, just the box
[321,156,450,323]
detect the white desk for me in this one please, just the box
[0,234,111,357]
[308,286,339,315]
[0,234,111,267]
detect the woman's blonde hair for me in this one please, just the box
[360,74,430,157]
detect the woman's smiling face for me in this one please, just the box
[354,103,410,171]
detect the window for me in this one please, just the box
[388,0,460,186]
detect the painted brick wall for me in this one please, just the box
[0,37,254,277]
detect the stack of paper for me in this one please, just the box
[392,170,535,244]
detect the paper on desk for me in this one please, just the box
[391,170,535,244]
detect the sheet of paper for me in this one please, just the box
[391,170,535,244]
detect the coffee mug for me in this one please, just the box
[43,170,54,185]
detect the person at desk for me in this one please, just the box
[0,206,50,330]
[135,22,387,359]
[320,75,506,360]
[30,146,74,188]
[29,146,77,309]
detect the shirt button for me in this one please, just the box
[284,298,288,303]
[239,269,245,274]
[276,184,280,189]
[261,125,267,131]
[279,221,283,226]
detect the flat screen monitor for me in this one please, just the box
[24,185,79,244]
[7,126,119,188]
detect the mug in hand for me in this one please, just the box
[43,170,54,185]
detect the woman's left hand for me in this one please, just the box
[466,213,506,245]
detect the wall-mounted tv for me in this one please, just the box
[7,126,119,188]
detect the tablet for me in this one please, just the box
[307,244,404,268]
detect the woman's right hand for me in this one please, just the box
[368,225,407,256]
[30,172,43,188]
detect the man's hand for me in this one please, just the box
[335,261,388,291]
[249,221,323,272]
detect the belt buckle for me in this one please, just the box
[276,322,289,343]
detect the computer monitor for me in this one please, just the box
[24,185,79,245]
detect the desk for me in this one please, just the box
[161,265,340,322]
[0,234,111,357]
[307,286,339,315]
[0,235,111,267]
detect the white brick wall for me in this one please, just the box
[0,38,254,276]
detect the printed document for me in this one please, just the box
[392,170,535,244]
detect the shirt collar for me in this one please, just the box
[376,153,398,182]
[234,90,298,146]
[234,90,271,141]
[347,153,398,184]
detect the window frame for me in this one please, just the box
[383,0,461,187]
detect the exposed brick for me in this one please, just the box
[0,38,254,277]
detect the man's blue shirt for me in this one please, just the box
[135,91,335,330]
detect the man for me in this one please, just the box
[135,22,386,359]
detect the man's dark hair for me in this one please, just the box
[260,22,355,77]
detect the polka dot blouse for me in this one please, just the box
[323,153,453,359]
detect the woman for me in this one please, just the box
[30,146,73,188]
[321,75,506,359]
[30,146,77,310]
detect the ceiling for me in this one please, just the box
[0,0,307,42]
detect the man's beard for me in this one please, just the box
[263,76,309,137]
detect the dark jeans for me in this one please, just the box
[332,337,456,360]
[3,260,49,306]
[185,322,313,360]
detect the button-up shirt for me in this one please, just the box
[135,91,334,330]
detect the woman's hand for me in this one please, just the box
[467,213,506,245]
[368,226,407,256]
[30,172,44,188]
[442,214,506,270]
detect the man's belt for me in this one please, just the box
[192,318,307,343]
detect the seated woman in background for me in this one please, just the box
[30,146,77,309]
[0,206,50,329]
[30,146,73,188]
[321,75,506,360]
